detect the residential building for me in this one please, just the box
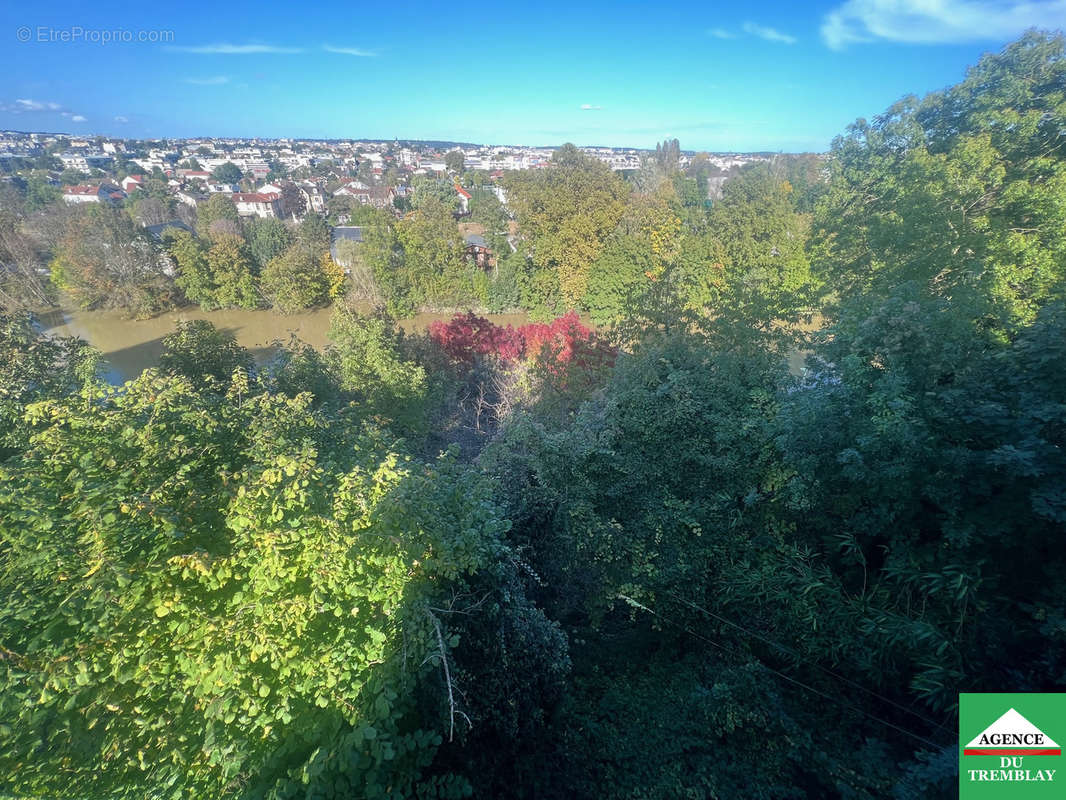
[62,184,126,204]
[232,192,281,218]
[335,184,395,209]
[120,174,145,193]
[455,184,471,215]
[463,233,494,270]
[330,226,364,269]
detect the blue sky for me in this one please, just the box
[2,0,1064,151]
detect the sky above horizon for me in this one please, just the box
[2,1,1064,152]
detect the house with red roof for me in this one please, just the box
[232,192,282,218]
[454,183,471,215]
[62,184,127,205]
[121,174,146,193]
[334,183,395,210]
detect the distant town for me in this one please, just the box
[0,130,772,223]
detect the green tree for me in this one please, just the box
[165,229,212,303]
[244,216,293,269]
[445,149,465,174]
[158,319,254,385]
[50,205,177,317]
[206,235,260,309]
[327,307,433,436]
[394,203,473,311]
[584,234,654,325]
[359,215,409,315]
[814,31,1066,335]
[0,189,55,309]
[261,243,331,313]
[196,193,240,235]
[654,137,681,171]
[709,162,813,325]
[0,368,507,799]
[505,144,628,307]
[167,230,259,310]
[468,188,508,232]
[279,183,306,219]
[296,212,331,257]
[411,176,461,215]
[0,311,96,458]
[24,175,62,213]
[210,161,243,183]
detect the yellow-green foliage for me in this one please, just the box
[0,369,504,798]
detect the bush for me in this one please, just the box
[158,319,254,385]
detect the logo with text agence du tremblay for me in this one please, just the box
[960,693,1066,799]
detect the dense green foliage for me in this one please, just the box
[0,32,1064,800]
[0,311,96,459]
[159,319,255,385]
[261,244,331,313]
[815,32,1066,335]
[50,205,178,317]
[0,369,513,798]
[506,144,629,313]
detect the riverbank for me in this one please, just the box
[37,304,535,383]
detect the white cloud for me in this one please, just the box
[168,42,302,54]
[114,115,129,123]
[580,103,603,110]
[15,98,61,111]
[323,44,376,56]
[822,0,1066,49]
[708,27,737,38]
[742,21,798,43]
[185,76,230,85]
[1,98,89,123]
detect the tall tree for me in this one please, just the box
[261,242,331,313]
[50,205,177,317]
[0,186,55,309]
[244,216,293,270]
[445,149,465,174]
[505,143,628,309]
[167,230,258,310]
[210,161,243,184]
[196,193,240,235]
[709,162,813,325]
[0,363,510,799]
[815,31,1066,335]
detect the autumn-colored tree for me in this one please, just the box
[50,204,177,317]
[505,144,628,308]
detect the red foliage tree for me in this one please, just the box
[429,311,615,374]
[428,312,522,363]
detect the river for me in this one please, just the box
[36,305,817,384]
[37,305,534,384]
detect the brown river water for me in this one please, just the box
[36,305,534,383]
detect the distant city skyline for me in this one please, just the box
[0,130,791,155]
[2,0,1063,152]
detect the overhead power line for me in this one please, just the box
[617,593,946,752]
